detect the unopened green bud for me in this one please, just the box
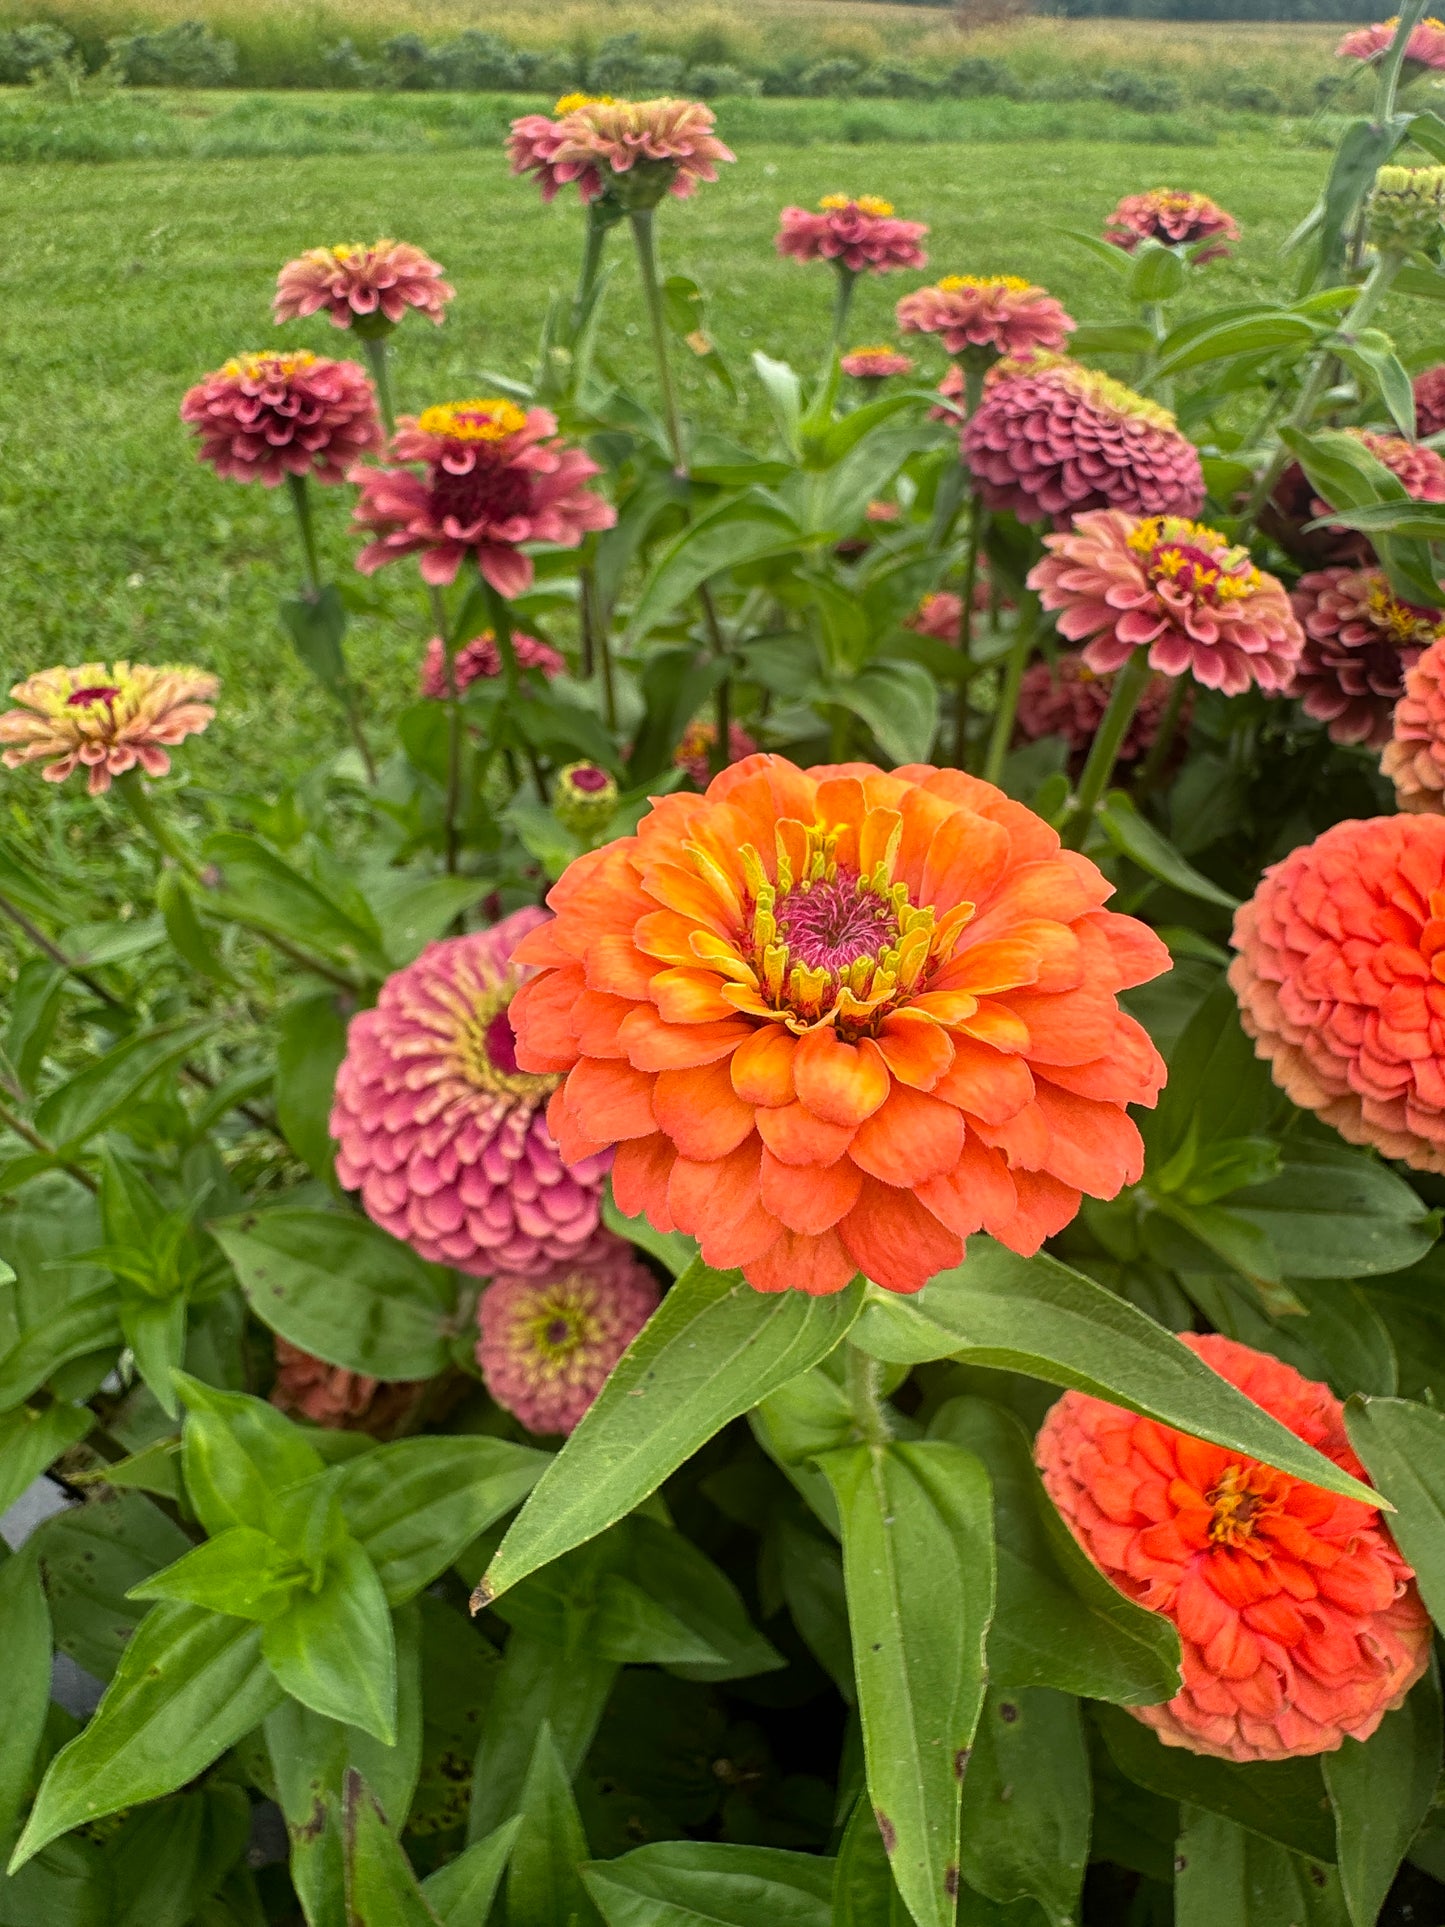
[554,762,618,839]
[1368,164,1445,256]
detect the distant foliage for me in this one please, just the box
[0,20,71,81]
[106,17,235,86]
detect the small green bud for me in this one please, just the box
[554,762,618,839]
[1368,164,1445,257]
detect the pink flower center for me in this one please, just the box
[568,764,610,793]
[484,1006,521,1075]
[67,685,120,708]
[429,447,534,532]
[775,868,899,972]
[544,1317,572,1346]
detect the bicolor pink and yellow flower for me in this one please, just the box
[0,662,218,795]
[897,276,1074,362]
[181,351,382,486]
[273,240,454,332]
[776,196,928,274]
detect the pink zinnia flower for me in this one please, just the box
[1338,15,1445,70]
[0,661,218,796]
[1415,364,1445,437]
[1029,510,1302,696]
[1288,567,1443,747]
[420,629,565,699]
[963,361,1205,528]
[181,350,382,487]
[1270,430,1445,568]
[776,196,928,275]
[273,239,454,333]
[1016,651,1185,765]
[672,717,759,786]
[508,94,612,203]
[905,568,1002,641]
[1037,1332,1429,1764]
[269,1337,424,1435]
[897,275,1075,363]
[1385,634,1445,809]
[476,1231,660,1435]
[352,399,615,597]
[329,906,611,1278]
[545,96,734,207]
[840,344,915,380]
[1104,189,1240,264]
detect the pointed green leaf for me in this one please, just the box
[585,1842,834,1925]
[0,1289,121,1414]
[959,1687,1089,1927]
[1324,1663,1442,1927]
[0,1400,93,1514]
[507,1722,600,1927]
[341,1770,440,1926]
[832,1799,911,1927]
[1344,1396,1445,1623]
[34,1021,213,1152]
[175,1373,325,1539]
[0,1548,51,1844]
[128,1527,301,1621]
[1174,1807,1346,1925]
[465,1631,617,1845]
[1096,793,1240,910]
[262,1539,396,1744]
[420,1818,523,1925]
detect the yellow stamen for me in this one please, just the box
[555,91,614,114]
[416,398,528,443]
[938,273,1033,294]
[223,350,318,381]
[820,193,895,217]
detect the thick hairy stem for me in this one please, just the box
[1062,651,1154,850]
[845,1343,893,1449]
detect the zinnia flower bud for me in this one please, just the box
[180,350,382,487]
[419,630,564,699]
[352,398,615,596]
[1384,633,1445,809]
[1338,15,1445,72]
[1367,164,1445,257]
[1230,812,1445,1172]
[508,754,1170,1298]
[476,1231,660,1435]
[329,907,611,1277]
[0,662,218,795]
[544,97,734,210]
[963,362,1205,527]
[269,1337,424,1435]
[273,239,454,335]
[776,196,928,275]
[896,275,1075,367]
[1037,1333,1430,1763]
[1288,567,1444,747]
[840,344,915,381]
[672,718,759,786]
[1103,188,1240,263]
[1016,652,1185,766]
[1028,510,1302,695]
[554,763,619,838]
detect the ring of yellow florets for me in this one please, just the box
[450,984,558,1101]
[223,350,319,381]
[850,342,900,357]
[416,399,529,442]
[821,194,895,216]
[1366,579,1445,647]
[512,1285,603,1370]
[554,92,615,114]
[1056,364,1179,433]
[938,273,1033,294]
[1127,516,1261,601]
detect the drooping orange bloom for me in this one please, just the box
[1037,1333,1430,1762]
[509,756,1170,1297]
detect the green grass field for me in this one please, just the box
[0,125,1422,799]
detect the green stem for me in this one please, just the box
[286,473,321,597]
[1062,651,1154,850]
[343,696,379,787]
[0,1096,97,1193]
[361,333,396,437]
[1375,0,1428,119]
[845,1343,892,1448]
[572,203,612,340]
[0,888,123,1008]
[484,583,549,805]
[830,267,858,363]
[1134,675,1190,794]
[629,206,686,472]
[114,773,204,880]
[954,494,986,770]
[982,593,1039,787]
[429,584,463,875]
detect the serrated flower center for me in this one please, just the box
[938,273,1031,293]
[223,350,318,382]
[821,193,894,216]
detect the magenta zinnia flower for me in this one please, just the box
[1029,510,1303,695]
[1017,651,1185,765]
[776,196,928,275]
[964,361,1205,527]
[545,96,734,207]
[181,350,382,487]
[273,240,454,332]
[897,275,1075,363]
[840,344,915,380]
[1384,634,1445,809]
[1104,189,1240,263]
[352,399,615,596]
[1338,16,1445,70]
[1289,567,1445,747]
[330,907,611,1279]
[0,662,218,795]
[420,630,565,699]
[476,1231,660,1435]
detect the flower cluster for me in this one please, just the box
[273,240,454,332]
[1289,568,1444,747]
[1337,15,1445,69]
[1385,635,1445,809]
[420,630,565,699]
[1368,165,1445,256]
[1103,188,1240,262]
[777,195,928,275]
[1016,652,1185,765]
[0,662,218,795]
[896,276,1074,364]
[181,351,382,487]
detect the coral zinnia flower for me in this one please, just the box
[269,1337,424,1435]
[896,276,1075,363]
[1415,363,1445,437]
[180,351,382,487]
[1103,188,1240,263]
[963,362,1205,528]
[507,96,614,203]
[905,571,1002,641]
[672,717,759,787]
[776,196,928,275]
[1288,567,1444,747]
[1337,15,1445,70]
[508,755,1170,1297]
[420,629,565,699]
[545,97,734,207]
[330,907,611,1278]
[0,662,218,796]
[273,239,454,333]
[1230,812,1445,1171]
[1384,634,1445,810]
[477,1232,660,1435]
[840,344,916,381]
[1037,1333,1430,1764]
[1029,510,1302,696]
[1016,651,1185,766]
[352,399,615,596]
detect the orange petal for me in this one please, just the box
[756,1100,855,1167]
[956,1001,1031,1054]
[559,1057,655,1143]
[972,1099,1050,1169]
[1084,908,1172,990]
[858,806,903,881]
[932,1034,1034,1125]
[793,1028,890,1126]
[511,918,575,967]
[652,1059,756,1159]
[651,967,739,1025]
[730,1025,798,1108]
[510,968,584,1073]
[839,1178,964,1295]
[573,988,632,1059]
[940,936,1045,997]
[875,1011,954,1091]
[668,1136,783,1268]
[895,785,958,899]
[633,909,705,965]
[815,775,867,831]
[919,807,1011,913]
[1032,1080,1144,1196]
[985,1167,1081,1254]
[743,1225,857,1296]
[849,1085,964,1187]
[917,1135,1016,1237]
[618,1005,754,1071]
[585,934,658,1000]
[963,859,1104,944]
[547,1085,615,1166]
[611,1133,678,1229]
[640,862,737,937]
[998,988,1117,1067]
[1040,1012,1165,1108]
[760,1145,863,1233]
[907,990,980,1028]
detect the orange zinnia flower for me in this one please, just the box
[508,756,1170,1297]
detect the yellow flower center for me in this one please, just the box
[451,992,556,1101]
[1062,365,1179,433]
[222,351,318,381]
[326,238,393,263]
[849,343,899,357]
[1366,579,1445,647]
[820,194,895,216]
[554,91,614,114]
[1127,516,1260,601]
[1206,1465,1284,1548]
[938,274,1033,294]
[416,398,528,443]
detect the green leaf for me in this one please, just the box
[1152,311,1322,379]
[585,1842,834,1926]
[752,352,803,459]
[828,661,939,765]
[262,1538,397,1744]
[1174,1806,1346,1926]
[1097,793,1240,910]
[30,1487,189,1681]
[1128,239,1186,304]
[11,1603,283,1870]
[819,1438,994,1927]
[213,1209,459,1382]
[0,1290,123,1415]
[832,1799,910,1927]
[465,1630,617,1845]
[420,1818,523,1925]
[120,1294,187,1420]
[341,1770,440,1926]
[278,586,351,700]
[958,1687,1089,1927]
[479,1262,863,1606]
[1317,115,1410,276]
[1068,321,1155,357]
[1324,1663,1441,1927]
[156,869,235,987]
[273,994,348,1181]
[616,1516,783,1681]
[1227,1138,1438,1280]
[849,1244,1381,1508]
[603,1186,697,1278]
[128,1526,303,1622]
[201,833,385,978]
[33,1022,212,1153]
[625,494,802,645]
[175,1373,325,1539]
[507,1723,600,1927]
[1329,327,1418,440]
[0,1400,92,1514]
[0,1548,51,1844]
[107,1785,253,1927]
[5,959,66,1095]
[1344,1395,1445,1622]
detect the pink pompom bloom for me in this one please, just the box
[1387,634,1445,810]
[477,1231,661,1435]
[897,275,1075,363]
[269,1337,424,1435]
[840,344,915,380]
[1337,15,1445,69]
[420,629,565,699]
[352,398,615,597]
[776,195,928,274]
[1029,510,1302,696]
[180,350,382,487]
[1288,567,1443,748]
[0,661,218,796]
[1016,651,1186,763]
[545,96,734,207]
[1415,364,1445,437]
[963,359,1205,527]
[1104,188,1240,263]
[273,239,454,332]
[330,906,611,1278]
[1037,1332,1430,1764]
[672,716,759,786]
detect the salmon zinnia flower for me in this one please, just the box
[1288,567,1444,747]
[1230,813,1445,1172]
[545,96,734,208]
[1104,188,1240,263]
[1337,16,1445,70]
[180,351,382,486]
[508,755,1170,1297]
[896,275,1075,364]
[420,629,565,699]
[270,1338,424,1436]
[0,662,218,795]
[776,196,928,274]
[352,399,615,596]
[1037,1333,1429,1763]
[841,344,915,381]
[1384,634,1445,810]
[273,240,454,333]
[1028,510,1302,695]
[1415,363,1445,436]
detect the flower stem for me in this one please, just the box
[1062,651,1154,850]
[429,584,463,875]
[286,473,322,597]
[1134,674,1190,794]
[954,495,986,770]
[1375,0,1428,118]
[361,333,396,437]
[982,592,1039,787]
[0,888,123,1008]
[484,582,549,805]
[845,1342,892,1449]
[572,202,612,339]
[114,773,204,880]
[830,267,858,364]
[629,206,686,473]
[0,1096,97,1193]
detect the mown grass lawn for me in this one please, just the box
[0,131,1404,793]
